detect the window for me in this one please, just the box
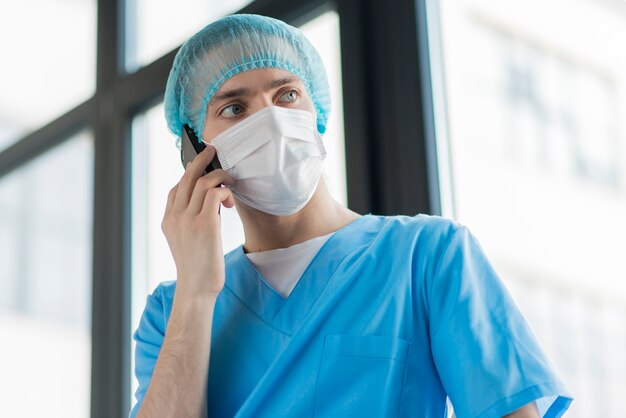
[0,1,95,152]
[125,0,253,71]
[432,0,626,416]
[5,0,528,415]
[0,131,93,417]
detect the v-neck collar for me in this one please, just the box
[224,213,377,336]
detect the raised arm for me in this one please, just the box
[135,145,236,417]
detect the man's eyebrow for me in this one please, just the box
[210,76,301,104]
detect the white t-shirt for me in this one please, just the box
[245,231,336,299]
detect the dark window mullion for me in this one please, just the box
[91,0,132,417]
[337,0,378,214]
[336,0,438,216]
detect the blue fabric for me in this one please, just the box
[129,214,573,417]
[163,13,331,146]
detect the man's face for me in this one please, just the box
[202,68,317,143]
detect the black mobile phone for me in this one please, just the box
[180,124,222,175]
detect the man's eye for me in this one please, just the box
[220,104,245,118]
[279,89,299,103]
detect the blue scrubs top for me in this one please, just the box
[130,214,573,418]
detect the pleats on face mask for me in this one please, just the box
[208,106,326,216]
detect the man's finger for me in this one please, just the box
[173,146,218,210]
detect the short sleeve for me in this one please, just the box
[129,285,166,418]
[428,225,573,418]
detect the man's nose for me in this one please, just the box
[248,95,275,116]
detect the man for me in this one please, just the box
[130,14,572,418]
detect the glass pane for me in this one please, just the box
[125,0,253,72]
[129,10,346,410]
[433,0,626,416]
[0,131,93,417]
[0,2,96,153]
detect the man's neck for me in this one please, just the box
[238,180,361,253]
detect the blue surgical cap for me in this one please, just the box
[164,13,331,147]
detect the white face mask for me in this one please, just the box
[206,105,327,216]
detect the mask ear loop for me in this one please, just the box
[312,129,327,160]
